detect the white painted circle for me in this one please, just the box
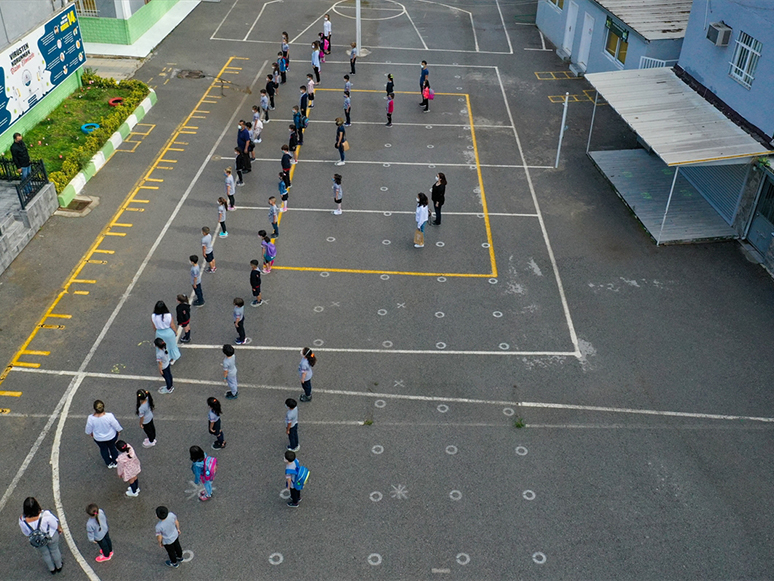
[503,407,515,416]
[374,399,387,408]
[467,145,474,150]
[493,311,503,318]
[382,340,393,348]
[320,272,330,277]
[435,312,445,318]
[368,554,382,566]
[446,445,458,455]
[383,163,390,167]
[436,342,446,349]
[454,75,461,79]
[384,212,392,216]
[457,87,463,90]
[458,98,465,102]
[437,276,446,282]
[268,553,284,565]
[182,550,194,563]
[437,404,449,413]
[370,491,383,502]
[477,213,484,218]
[380,274,390,280]
[499,343,510,350]
[382,240,391,245]
[385,143,392,148]
[515,446,528,456]
[314,306,324,313]
[482,243,491,248]
[456,553,470,565]
[464,126,470,130]
[313,339,324,347]
[380,187,388,191]
[386,62,391,65]
[327,237,336,242]
[279,488,291,499]
[449,490,462,501]
[488,278,498,284]
[523,490,536,501]
[435,241,446,248]
[425,125,432,129]
[427,145,434,149]
[532,552,546,565]
[469,165,476,170]
[378,309,388,316]
[371,445,384,454]
[428,164,436,168]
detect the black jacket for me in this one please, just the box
[431,183,446,206]
[10,140,30,168]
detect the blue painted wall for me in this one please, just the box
[678,0,774,138]
[536,0,683,73]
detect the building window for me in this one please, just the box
[547,0,565,9]
[605,28,628,65]
[75,0,99,17]
[729,31,762,89]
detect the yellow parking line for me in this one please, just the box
[112,223,133,227]
[21,350,49,356]
[13,362,40,368]
[73,291,89,295]
[105,232,127,237]
[93,249,114,254]
[0,391,22,397]
[71,279,96,284]
[131,199,150,203]
[46,314,71,319]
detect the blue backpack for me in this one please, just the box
[294,460,310,490]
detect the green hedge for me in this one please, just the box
[47,72,149,194]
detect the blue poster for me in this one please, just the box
[0,5,85,134]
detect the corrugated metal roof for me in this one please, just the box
[594,0,692,40]
[585,67,771,166]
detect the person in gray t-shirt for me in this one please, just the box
[285,398,299,451]
[222,344,238,399]
[233,298,246,344]
[155,506,182,568]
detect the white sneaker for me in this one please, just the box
[158,386,174,394]
[142,438,156,448]
[414,244,424,248]
[333,209,342,215]
[125,488,140,497]
[291,160,298,164]
[335,161,345,166]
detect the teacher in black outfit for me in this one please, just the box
[430,172,446,225]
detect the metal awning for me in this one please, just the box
[585,67,771,166]
[594,0,692,41]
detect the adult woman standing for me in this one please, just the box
[85,400,123,468]
[430,172,447,225]
[298,347,317,402]
[414,192,429,248]
[311,41,322,84]
[334,118,347,166]
[19,497,63,574]
[152,301,181,363]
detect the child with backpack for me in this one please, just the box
[265,74,277,110]
[19,497,63,574]
[277,52,288,84]
[284,450,309,507]
[207,397,226,449]
[278,172,289,212]
[259,230,276,273]
[176,294,191,343]
[386,93,394,127]
[115,440,141,497]
[190,445,217,501]
[289,124,299,164]
[86,504,112,562]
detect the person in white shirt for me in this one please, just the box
[151,300,181,362]
[414,192,429,248]
[323,14,332,53]
[85,399,123,467]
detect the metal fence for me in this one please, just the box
[0,158,49,209]
[639,56,679,69]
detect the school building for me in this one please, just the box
[581,0,774,273]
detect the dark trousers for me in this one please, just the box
[386,113,392,125]
[236,318,245,342]
[313,66,320,83]
[297,127,304,145]
[96,532,113,556]
[282,170,291,187]
[162,365,173,389]
[236,169,243,183]
[263,108,270,121]
[164,538,183,564]
[271,221,279,237]
[228,193,235,207]
[193,283,204,304]
[345,110,351,125]
[211,419,224,444]
[142,419,157,442]
[95,435,119,466]
[422,97,428,111]
[302,379,312,397]
[290,488,301,503]
[220,220,227,234]
[288,424,298,449]
[280,71,286,83]
[350,58,356,74]
[434,204,442,224]
[269,95,275,108]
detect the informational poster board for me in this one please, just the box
[0,5,85,134]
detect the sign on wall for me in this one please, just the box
[605,16,629,42]
[0,5,85,134]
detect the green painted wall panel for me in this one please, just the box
[127,0,180,44]
[80,0,180,45]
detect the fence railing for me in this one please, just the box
[639,56,679,69]
[0,158,49,209]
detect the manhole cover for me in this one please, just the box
[177,69,205,79]
[64,199,91,212]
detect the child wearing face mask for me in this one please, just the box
[323,14,332,53]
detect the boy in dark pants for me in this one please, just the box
[266,74,277,109]
[189,255,204,306]
[286,398,299,451]
[250,260,264,306]
[176,294,191,343]
[233,149,244,186]
[289,124,298,164]
[280,145,292,188]
[155,506,182,569]
[277,52,287,83]
[233,297,246,345]
[285,450,301,507]
[293,106,304,145]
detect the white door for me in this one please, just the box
[562,1,579,54]
[578,12,595,69]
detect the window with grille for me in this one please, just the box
[729,31,762,89]
[75,0,99,17]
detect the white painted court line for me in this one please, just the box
[495,0,514,54]
[415,0,479,52]
[252,118,512,129]
[290,2,337,44]
[231,206,540,218]
[400,0,430,50]
[11,367,774,424]
[178,344,577,356]
[241,157,553,169]
[210,0,240,41]
[495,65,580,358]
[243,0,282,41]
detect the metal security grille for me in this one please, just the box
[681,164,750,224]
[75,0,99,17]
[729,31,762,89]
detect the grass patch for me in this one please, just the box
[514,417,525,429]
[363,419,373,426]
[6,71,150,194]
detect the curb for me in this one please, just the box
[58,89,158,207]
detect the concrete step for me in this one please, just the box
[569,62,586,77]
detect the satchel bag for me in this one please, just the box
[342,141,350,152]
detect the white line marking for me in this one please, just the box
[524,48,555,51]
[290,3,337,44]
[176,344,578,356]
[432,568,451,573]
[495,65,580,357]
[231,206,539,218]
[415,0,479,52]
[241,157,552,169]
[539,29,547,51]
[211,0,240,40]
[13,367,774,424]
[400,1,429,50]
[38,62,269,581]
[243,0,282,41]
[495,0,514,53]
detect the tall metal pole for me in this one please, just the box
[356,0,362,56]
[555,92,569,168]
[657,167,680,246]
[586,90,599,154]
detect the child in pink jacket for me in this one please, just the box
[115,440,141,497]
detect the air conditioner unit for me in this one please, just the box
[707,22,732,47]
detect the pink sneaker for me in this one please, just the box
[96,552,113,562]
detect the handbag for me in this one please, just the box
[414,228,424,245]
[342,141,350,152]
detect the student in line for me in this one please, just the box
[268,197,280,238]
[217,197,228,238]
[190,255,205,307]
[278,171,289,213]
[85,399,122,468]
[208,397,226,449]
[298,347,316,402]
[311,41,321,84]
[190,445,217,501]
[86,503,112,562]
[250,259,264,306]
[155,338,174,394]
[115,440,141,497]
[430,172,447,225]
[152,300,180,362]
[334,118,347,166]
[343,90,351,126]
[286,398,299,451]
[414,192,429,248]
[201,226,216,273]
[19,497,63,574]
[136,389,157,447]
[349,42,357,74]
[155,506,183,568]
[223,344,238,399]
[176,294,191,344]
[233,297,246,345]
[332,173,343,215]
[386,93,394,127]
[260,230,276,273]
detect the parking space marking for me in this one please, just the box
[535,71,582,80]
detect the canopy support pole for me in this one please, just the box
[585,90,598,155]
[657,167,680,246]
